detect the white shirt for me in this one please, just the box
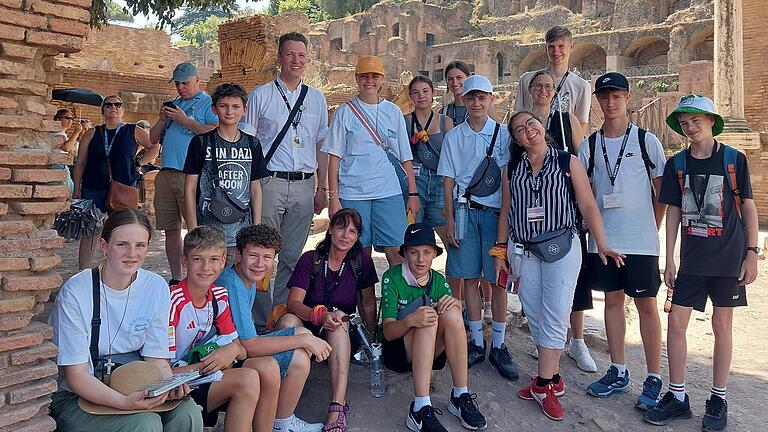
[322,98,412,200]
[577,124,667,255]
[514,70,592,124]
[437,117,511,209]
[240,76,329,173]
[50,268,172,393]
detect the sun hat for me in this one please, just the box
[593,72,630,94]
[461,74,493,96]
[78,361,183,415]
[170,62,199,83]
[355,56,384,75]
[666,94,724,137]
[398,222,443,257]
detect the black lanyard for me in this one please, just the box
[411,111,434,135]
[322,260,346,310]
[599,124,632,190]
[274,81,303,129]
[548,71,570,113]
[687,142,717,219]
[525,152,550,205]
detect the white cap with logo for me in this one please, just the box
[461,75,493,96]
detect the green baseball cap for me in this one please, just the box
[666,94,724,137]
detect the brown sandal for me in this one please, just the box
[323,401,349,432]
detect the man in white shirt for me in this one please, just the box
[240,32,330,329]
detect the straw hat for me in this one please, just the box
[78,361,183,415]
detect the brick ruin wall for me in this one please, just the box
[0,0,91,429]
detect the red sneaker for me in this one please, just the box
[518,377,566,400]
[530,382,565,421]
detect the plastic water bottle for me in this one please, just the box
[455,198,468,241]
[663,288,674,313]
[370,343,384,398]
[509,243,525,284]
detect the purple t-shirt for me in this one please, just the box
[288,249,379,314]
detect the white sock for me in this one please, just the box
[669,382,686,402]
[491,321,506,349]
[413,395,431,411]
[612,363,626,378]
[452,386,469,398]
[468,320,483,346]
[273,416,290,428]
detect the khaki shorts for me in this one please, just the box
[154,170,186,230]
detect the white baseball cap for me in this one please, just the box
[461,75,493,96]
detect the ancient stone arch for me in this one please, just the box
[623,35,671,66]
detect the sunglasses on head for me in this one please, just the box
[103,102,123,108]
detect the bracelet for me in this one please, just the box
[408,192,419,197]
[495,241,507,247]
[311,305,328,326]
[317,187,328,192]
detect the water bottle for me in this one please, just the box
[455,197,468,241]
[509,243,525,283]
[370,343,385,398]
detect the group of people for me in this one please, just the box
[48,25,757,432]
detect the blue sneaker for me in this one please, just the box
[586,366,630,398]
[635,375,662,410]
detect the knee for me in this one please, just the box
[130,413,164,432]
[667,312,689,336]
[634,297,659,315]
[247,357,280,388]
[237,369,261,403]
[294,326,311,336]
[438,307,463,328]
[711,314,733,339]
[605,291,625,308]
[290,346,311,374]
[163,399,203,431]
[278,313,303,329]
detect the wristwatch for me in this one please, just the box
[746,246,761,254]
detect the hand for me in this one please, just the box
[302,333,332,362]
[406,306,439,328]
[199,348,236,375]
[313,190,328,215]
[434,295,460,314]
[122,389,169,410]
[72,189,81,199]
[158,106,168,121]
[166,383,191,400]
[494,257,508,287]
[406,195,420,217]
[322,310,345,331]
[444,216,459,248]
[164,106,188,124]
[597,244,625,268]
[72,122,83,136]
[663,257,677,288]
[739,251,758,285]
[328,198,341,218]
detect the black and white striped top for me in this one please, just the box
[508,145,577,244]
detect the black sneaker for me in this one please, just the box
[448,392,487,430]
[406,403,447,432]
[702,395,728,432]
[643,391,693,425]
[467,341,486,368]
[488,344,519,381]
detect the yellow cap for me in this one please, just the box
[355,56,384,75]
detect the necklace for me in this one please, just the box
[102,267,135,375]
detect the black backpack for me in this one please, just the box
[586,127,656,201]
[508,149,576,205]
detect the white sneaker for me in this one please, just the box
[565,339,597,372]
[529,346,539,360]
[483,301,493,324]
[273,414,323,432]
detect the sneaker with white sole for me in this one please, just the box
[406,403,447,432]
[586,366,630,398]
[272,414,323,432]
[448,392,487,430]
[565,339,597,372]
[529,346,539,360]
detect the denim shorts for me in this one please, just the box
[81,187,109,213]
[341,194,407,248]
[414,167,445,228]
[260,327,296,380]
[446,206,499,282]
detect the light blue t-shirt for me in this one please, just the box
[216,266,258,340]
[161,91,218,170]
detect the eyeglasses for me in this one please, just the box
[103,102,123,108]
[60,116,74,120]
[512,117,541,136]
[529,83,555,91]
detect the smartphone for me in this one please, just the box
[79,119,89,125]
[498,269,508,288]
[162,100,177,109]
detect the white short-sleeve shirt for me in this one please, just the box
[240,77,329,173]
[514,70,592,124]
[437,117,511,209]
[577,124,667,255]
[322,98,412,200]
[50,268,172,392]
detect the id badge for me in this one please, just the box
[690,220,709,238]
[412,163,421,177]
[291,135,304,149]
[527,206,544,222]
[602,193,623,209]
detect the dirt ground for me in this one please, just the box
[57,217,768,432]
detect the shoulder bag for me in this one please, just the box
[207,133,249,224]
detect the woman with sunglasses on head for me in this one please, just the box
[496,111,622,421]
[52,108,87,195]
[49,209,203,431]
[72,95,158,270]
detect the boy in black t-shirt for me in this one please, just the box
[644,95,759,432]
[183,83,269,260]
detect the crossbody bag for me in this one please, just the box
[206,133,250,224]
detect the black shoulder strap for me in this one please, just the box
[90,267,101,366]
[350,252,363,291]
[208,133,221,188]
[487,123,500,156]
[637,128,657,202]
[308,250,325,297]
[264,84,309,164]
[556,150,575,204]
[587,131,598,178]
[211,289,221,335]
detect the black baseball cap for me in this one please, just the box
[593,72,630,94]
[398,223,443,257]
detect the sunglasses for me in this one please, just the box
[60,116,74,120]
[103,102,123,108]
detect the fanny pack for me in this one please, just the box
[465,123,501,198]
[525,227,573,262]
[206,133,249,224]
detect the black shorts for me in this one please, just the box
[190,361,244,427]
[672,274,747,312]
[382,336,447,373]
[587,253,662,298]
[571,232,594,311]
[303,320,361,358]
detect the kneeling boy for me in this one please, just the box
[382,223,487,432]
[218,224,332,432]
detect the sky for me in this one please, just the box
[114,0,269,31]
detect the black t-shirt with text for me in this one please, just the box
[658,143,752,277]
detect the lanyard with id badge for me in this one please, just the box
[275,81,305,149]
[686,144,716,238]
[526,158,547,224]
[599,125,632,209]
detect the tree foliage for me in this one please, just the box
[316,0,377,18]
[277,0,328,22]
[171,4,240,32]
[105,0,134,22]
[178,15,224,48]
[267,0,377,20]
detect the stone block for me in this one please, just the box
[28,255,60,272]
[8,413,56,432]
[0,8,47,30]
[30,0,89,22]
[9,343,58,367]
[0,79,47,96]
[19,99,47,116]
[57,0,90,6]
[38,119,64,132]
[7,378,57,404]
[0,151,49,166]
[0,115,40,130]
[0,42,36,59]
[0,396,52,427]
[0,258,30,271]
[2,273,62,292]
[47,17,89,36]
[0,202,8,216]
[0,296,35,314]
[46,152,72,165]
[0,311,33,331]
[9,201,68,215]
[0,0,22,8]
[0,220,34,236]
[25,30,82,53]
[0,185,32,199]
[32,185,69,199]
[17,321,53,339]
[0,23,25,41]
[0,168,11,180]
[11,169,66,183]
[0,96,18,109]
[0,133,16,147]
[0,332,42,353]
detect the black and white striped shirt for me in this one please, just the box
[508,145,577,244]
